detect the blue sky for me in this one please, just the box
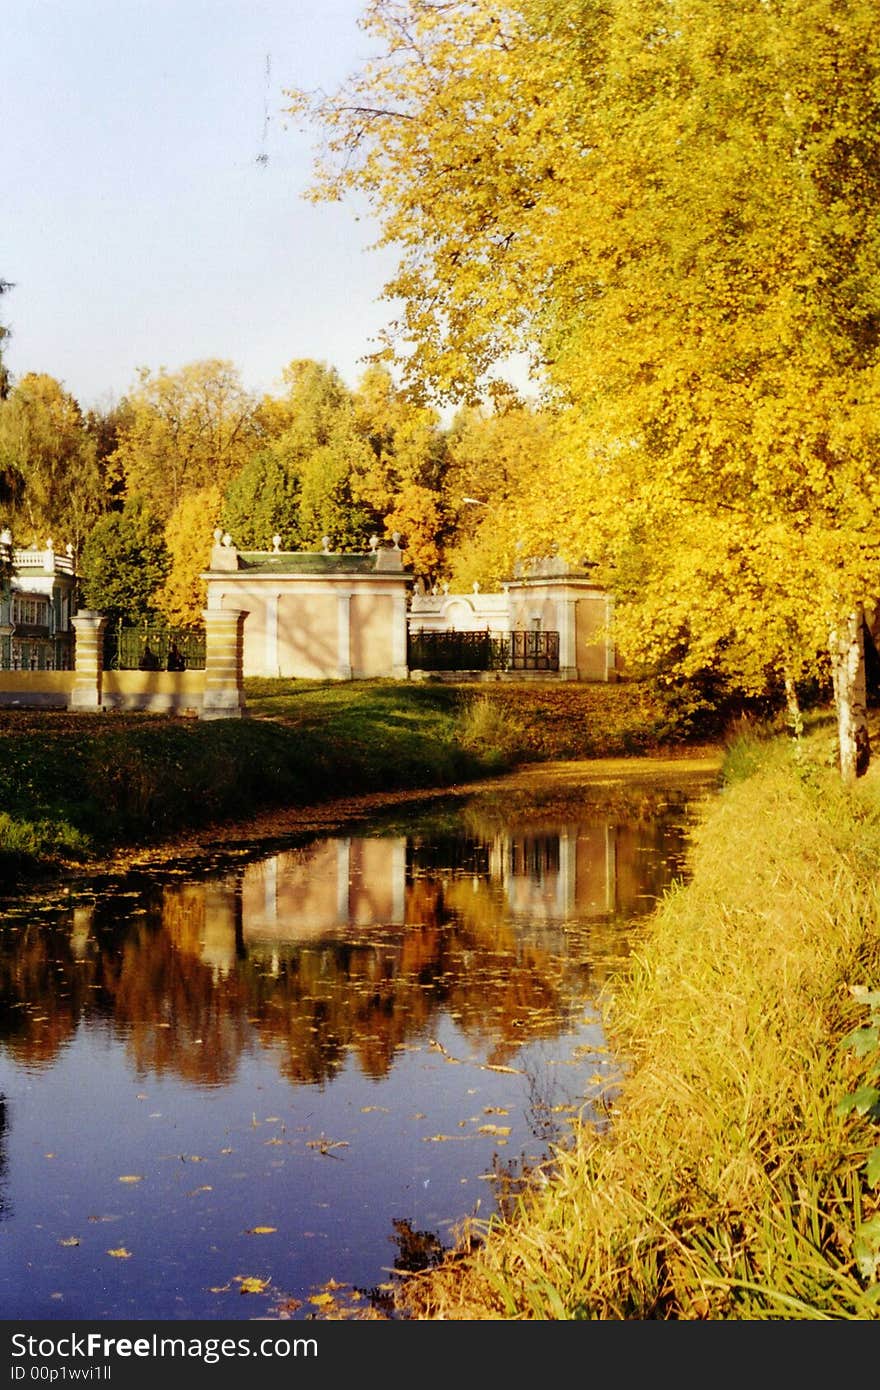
[1,0,402,410]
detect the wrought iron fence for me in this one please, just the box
[509,630,560,671]
[103,622,206,671]
[408,629,559,673]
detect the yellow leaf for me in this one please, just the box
[246,1226,277,1235]
[118,1175,143,1184]
[58,1237,80,1247]
[236,1276,270,1294]
[107,1248,131,1259]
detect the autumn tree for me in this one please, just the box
[0,373,105,551]
[292,0,880,780]
[444,396,550,590]
[154,485,223,627]
[109,360,262,522]
[350,365,449,576]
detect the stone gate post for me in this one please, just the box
[70,611,108,709]
[200,608,248,719]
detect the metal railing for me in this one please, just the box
[103,622,206,671]
[408,629,559,673]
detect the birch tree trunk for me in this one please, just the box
[830,607,871,782]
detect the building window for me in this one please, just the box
[12,595,50,626]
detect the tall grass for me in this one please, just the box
[397,727,880,1318]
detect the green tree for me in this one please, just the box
[260,359,385,548]
[79,500,169,624]
[220,450,302,550]
[297,440,380,550]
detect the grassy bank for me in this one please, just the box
[394,719,880,1319]
[0,677,700,871]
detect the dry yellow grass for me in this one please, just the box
[395,727,880,1319]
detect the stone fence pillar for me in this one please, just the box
[70,611,107,709]
[201,608,247,720]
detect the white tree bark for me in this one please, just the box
[830,607,871,782]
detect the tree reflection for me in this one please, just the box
[0,793,698,1088]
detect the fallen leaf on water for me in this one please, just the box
[246,1227,277,1235]
[478,1124,512,1137]
[306,1136,349,1154]
[423,1134,468,1143]
[118,1175,143,1184]
[58,1237,80,1247]
[236,1276,270,1295]
[188,1186,213,1196]
[107,1248,131,1259]
[209,1284,231,1294]
[310,1292,335,1308]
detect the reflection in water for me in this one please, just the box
[0,780,710,1320]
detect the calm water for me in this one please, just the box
[0,773,714,1321]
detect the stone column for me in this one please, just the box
[558,598,578,680]
[604,593,617,682]
[391,591,409,679]
[70,611,107,709]
[200,607,248,719]
[337,592,352,679]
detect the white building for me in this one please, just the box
[0,533,77,670]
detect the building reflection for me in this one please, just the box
[0,802,693,1085]
[243,837,408,944]
[155,816,683,975]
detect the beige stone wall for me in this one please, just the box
[277,592,337,677]
[576,594,610,680]
[350,593,393,677]
[103,670,206,712]
[0,671,76,707]
[209,577,408,679]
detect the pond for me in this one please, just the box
[0,767,717,1321]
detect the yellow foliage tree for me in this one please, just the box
[0,373,104,550]
[111,360,261,523]
[154,485,223,628]
[292,0,880,780]
[382,481,443,578]
[444,399,550,590]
